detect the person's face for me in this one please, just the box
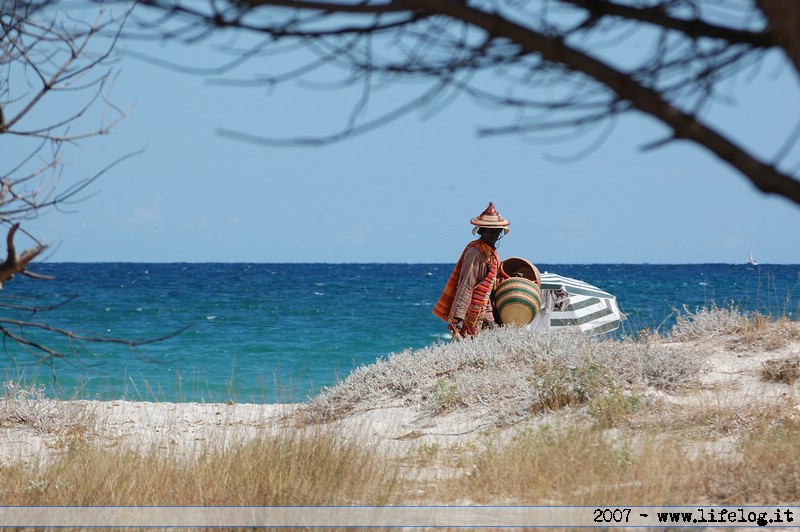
[479,228,504,247]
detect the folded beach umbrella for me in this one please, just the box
[527,272,625,334]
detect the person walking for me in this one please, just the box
[433,202,510,338]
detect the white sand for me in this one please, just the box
[1,333,798,467]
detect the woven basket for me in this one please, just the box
[494,277,542,326]
[501,257,541,286]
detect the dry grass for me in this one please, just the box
[667,303,753,341]
[668,303,800,352]
[0,424,403,506]
[452,410,800,506]
[0,381,93,437]
[0,306,798,509]
[762,356,800,384]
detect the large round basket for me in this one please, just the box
[501,257,541,286]
[494,277,542,326]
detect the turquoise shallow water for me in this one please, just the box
[2,263,798,403]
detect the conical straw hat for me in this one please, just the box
[470,202,510,234]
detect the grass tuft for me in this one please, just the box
[761,356,800,384]
[0,382,93,436]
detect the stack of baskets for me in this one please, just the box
[494,257,542,326]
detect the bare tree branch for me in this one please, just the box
[0,224,47,289]
[421,1,799,201]
[559,0,772,47]
[130,0,800,205]
[1,2,176,366]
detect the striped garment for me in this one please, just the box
[433,239,504,336]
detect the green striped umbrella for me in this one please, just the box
[529,272,625,334]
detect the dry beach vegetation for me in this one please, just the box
[0,305,798,512]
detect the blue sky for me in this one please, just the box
[16,9,800,264]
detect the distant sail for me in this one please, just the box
[747,246,758,266]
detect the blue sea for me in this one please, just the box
[3,263,799,404]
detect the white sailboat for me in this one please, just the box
[747,246,758,266]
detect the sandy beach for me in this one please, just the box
[2,325,798,467]
[0,318,799,529]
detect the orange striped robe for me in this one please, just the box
[433,239,505,336]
